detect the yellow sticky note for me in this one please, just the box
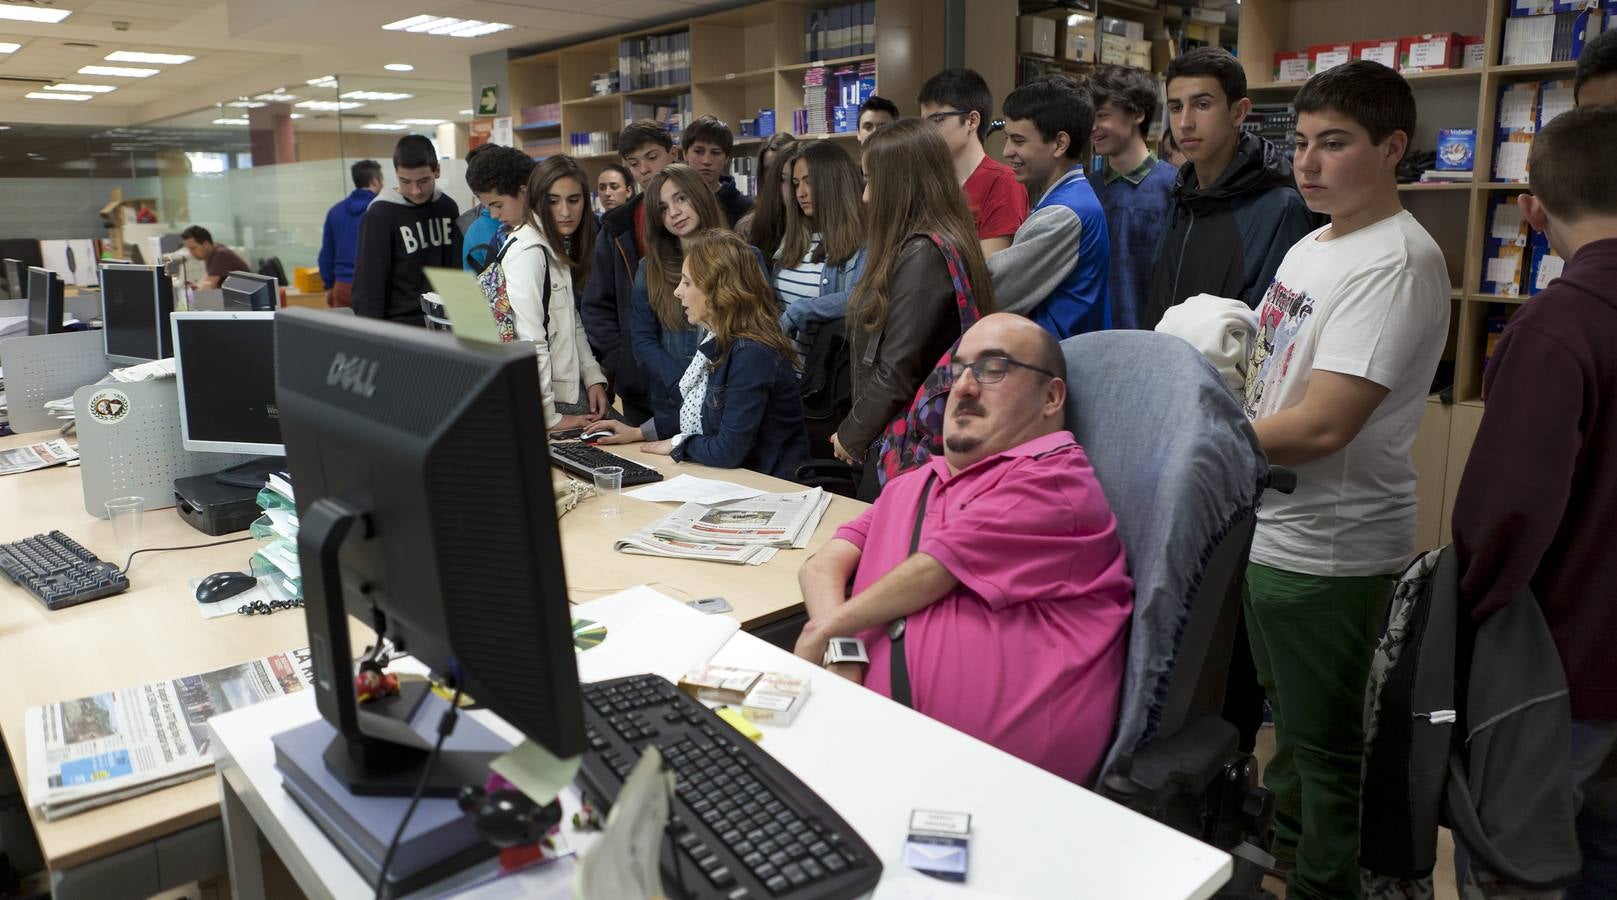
[488,739,583,805]
[423,267,502,345]
[715,707,763,743]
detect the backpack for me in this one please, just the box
[873,233,979,487]
[799,317,851,460]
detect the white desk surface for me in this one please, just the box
[210,589,1233,900]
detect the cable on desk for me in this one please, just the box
[374,680,464,900]
[118,535,255,576]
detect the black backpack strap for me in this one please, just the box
[887,471,937,708]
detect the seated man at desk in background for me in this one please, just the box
[793,313,1133,785]
[180,225,250,290]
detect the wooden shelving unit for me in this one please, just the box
[499,0,941,178]
[1239,0,1570,551]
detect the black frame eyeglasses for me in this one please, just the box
[948,355,1060,385]
[924,109,971,126]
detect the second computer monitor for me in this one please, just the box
[221,272,278,311]
[26,267,64,336]
[172,311,283,456]
[100,264,175,364]
[3,258,22,301]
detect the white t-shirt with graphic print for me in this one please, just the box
[1244,210,1451,577]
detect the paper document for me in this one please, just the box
[24,648,314,819]
[624,474,765,505]
[613,488,830,564]
[574,745,674,900]
[570,587,739,684]
[0,439,78,476]
[424,267,503,344]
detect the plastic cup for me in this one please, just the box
[104,496,145,562]
[592,466,624,518]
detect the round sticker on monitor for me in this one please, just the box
[87,388,131,425]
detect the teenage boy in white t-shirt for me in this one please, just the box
[1241,60,1450,900]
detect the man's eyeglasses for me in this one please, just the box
[924,109,971,127]
[948,354,1060,385]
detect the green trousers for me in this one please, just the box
[1244,562,1395,900]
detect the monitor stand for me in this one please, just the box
[213,455,286,489]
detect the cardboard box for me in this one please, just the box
[1019,15,1057,57]
[739,673,812,726]
[1274,50,1311,83]
[1187,22,1219,44]
[1189,6,1228,24]
[1308,42,1353,75]
[1400,32,1461,72]
[1061,14,1098,62]
[1100,16,1146,40]
[292,266,323,293]
[1100,32,1132,64]
[1354,38,1401,69]
[1461,35,1487,68]
[679,665,763,705]
[1126,52,1151,70]
[1152,37,1178,71]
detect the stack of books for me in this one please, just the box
[801,66,829,134]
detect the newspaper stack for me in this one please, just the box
[44,358,177,426]
[0,438,78,476]
[614,488,832,565]
[24,648,313,820]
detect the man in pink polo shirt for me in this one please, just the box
[794,313,1133,784]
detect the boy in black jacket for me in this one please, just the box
[351,135,462,325]
[681,115,752,226]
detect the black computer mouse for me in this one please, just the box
[197,571,258,604]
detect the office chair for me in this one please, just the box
[257,256,289,286]
[1058,331,1279,898]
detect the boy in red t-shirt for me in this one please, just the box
[918,68,1028,260]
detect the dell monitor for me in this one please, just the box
[26,267,64,336]
[100,264,175,364]
[273,307,583,797]
[221,271,278,311]
[3,258,22,300]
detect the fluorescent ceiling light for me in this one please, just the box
[0,3,71,23]
[212,118,250,126]
[227,100,266,108]
[296,100,364,111]
[306,75,337,86]
[445,21,511,38]
[397,118,445,125]
[79,65,159,78]
[105,50,194,65]
[340,90,413,101]
[47,83,117,93]
[289,114,305,119]
[363,123,408,131]
[381,14,511,38]
[382,14,437,30]
[384,63,413,72]
[27,91,91,101]
[0,42,20,53]
[459,109,474,116]
[254,92,297,101]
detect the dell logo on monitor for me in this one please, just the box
[327,352,378,398]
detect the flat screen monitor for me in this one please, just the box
[2,258,22,300]
[172,311,282,455]
[274,308,584,790]
[221,271,278,311]
[100,264,175,364]
[39,239,99,287]
[26,267,64,336]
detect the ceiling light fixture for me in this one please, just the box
[295,100,364,111]
[381,14,511,38]
[340,90,413,101]
[227,100,266,108]
[27,91,92,101]
[306,75,338,87]
[212,118,251,126]
[78,65,159,78]
[0,42,20,54]
[0,3,71,23]
[459,109,474,116]
[396,118,445,125]
[254,92,298,101]
[384,63,414,72]
[363,123,408,131]
[105,50,194,64]
[47,83,117,93]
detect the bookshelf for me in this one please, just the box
[1238,0,1579,551]
[497,0,941,178]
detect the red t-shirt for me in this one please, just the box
[962,155,1028,242]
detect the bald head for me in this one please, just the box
[942,314,1068,473]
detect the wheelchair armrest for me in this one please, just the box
[1101,715,1240,806]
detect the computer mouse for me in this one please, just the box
[582,428,616,442]
[196,571,258,604]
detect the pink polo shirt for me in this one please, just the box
[834,430,1133,785]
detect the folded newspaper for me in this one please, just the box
[614,488,831,565]
[0,439,78,476]
[24,648,314,820]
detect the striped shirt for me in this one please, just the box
[775,235,826,315]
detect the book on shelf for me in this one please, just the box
[804,1,875,62]
[1482,194,1531,296]
[626,94,693,136]
[1418,170,1473,183]
[1501,7,1603,65]
[619,30,690,92]
[1493,81,1538,183]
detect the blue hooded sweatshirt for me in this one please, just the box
[318,188,375,287]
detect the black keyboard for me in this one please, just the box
[0,530,129,610]
[578,674,882,900]
[548,441,664,486]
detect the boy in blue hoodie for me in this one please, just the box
[318,159,381,308]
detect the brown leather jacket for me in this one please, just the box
[838,235,961,459]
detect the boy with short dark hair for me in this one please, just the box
[1577,28,1617,107]
[1453,106,1617,896]
[680,115,751,226]
[986,75,1110,339]
[351,134,461,324]
[856,95,898,144]
[1087,65,1176,330]
[1242,60,1450,900]
[580,121,680,422]
[1147,47,1313,327]
[180,225,250,291]
[917,67,1027,259]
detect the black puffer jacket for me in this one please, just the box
[579,194,649,416]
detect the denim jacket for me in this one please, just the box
[656,336,810,480]
[778,245,867,339]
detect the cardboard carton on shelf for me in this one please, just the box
[1308,42,1353,75]
[1061,14,1098,62]
[1019,15,1057,57]
[1400,32,1461,73]
[1274,50,1311,82]
[1354,38,1401,69]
